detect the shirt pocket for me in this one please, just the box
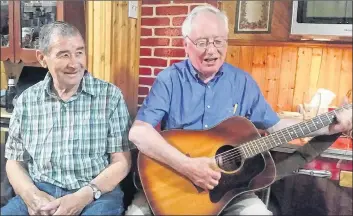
[218,100,240,120]
[73,112,108,156]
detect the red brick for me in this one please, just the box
[139,77,156,86]
[140,38,170,46]
[141,28,152,36]
[141,6,153,16]
[139,67,152,75]
[138,96,146,105]
[172,17,186,26]
[154,28,182,37]
[187,0,218,8]
[138,86,150,95]
[170,59,184,65]
[174,0,210,4]
[141,17,170,26]
[142,0,171,5]
[154,48,185,58]
[156,6,188,16]
[140,48,152,56]
[140,58,168,67]
[190,5,201,11]
[154,68,164,76]
[172,38,185,47]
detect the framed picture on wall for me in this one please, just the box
[234,0,274,33]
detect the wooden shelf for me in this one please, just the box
[228,39,353,48]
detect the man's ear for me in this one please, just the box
[36,50,47,68]
[183,39,189,57]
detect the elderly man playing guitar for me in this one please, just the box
[126,4,352,216]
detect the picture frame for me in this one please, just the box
[234,0,274,34]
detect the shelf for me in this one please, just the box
[228,39,353,48]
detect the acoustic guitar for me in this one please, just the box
[137,104,352,215]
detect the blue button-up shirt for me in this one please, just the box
[137,59,280,131]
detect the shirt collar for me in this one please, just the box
[186,59,224,82]
[42,70,96,99]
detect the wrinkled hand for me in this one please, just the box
[41,187,92,215]
[22,189,56,215]
[184,157,221,191]
[328,104,352,135]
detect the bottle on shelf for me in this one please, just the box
[5,76,17,113]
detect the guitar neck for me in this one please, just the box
[242,104,352,159]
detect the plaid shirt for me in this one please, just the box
[5,72,135,190]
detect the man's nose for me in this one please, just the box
[68,55,79,68]
[205,42,217,53]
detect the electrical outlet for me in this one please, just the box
[128,1,138,19]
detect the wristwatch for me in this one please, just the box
[87,183,102,200]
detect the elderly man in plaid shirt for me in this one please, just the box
[1,21,135,215]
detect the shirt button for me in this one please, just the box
[207,85,211,89]
[205,124,208,128]
[207,105,210,108]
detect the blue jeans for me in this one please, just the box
[1,182,124,215]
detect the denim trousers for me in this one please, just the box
[1,182,124,215]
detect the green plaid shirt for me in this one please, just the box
[5,72,135,190]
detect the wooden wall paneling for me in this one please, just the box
[87,1,93,72]
[112,1,130,108]
[337,49,353,103]
[316,48,343,106]
[104,2,112,83]
[226,46,240,67]
[87,1,141,117]
[238,46,254,74]
[308,48,323,97]
[110,1,141,117]
[127,2,141,117]
[292,47,312,111]
[0,62,7,89]
[277,47,298,111]
[92,1,103,79]
[265,47,282,110]
[322,49,343,106]
[251,47,268,94]
[269,0,292,41]
[325,48,343,105]
[113,1,128,85]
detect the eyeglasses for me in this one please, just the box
[186,36,227,49]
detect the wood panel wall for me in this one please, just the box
[86,1,141,117]
[226,45,352,112]
[0,62,7,89]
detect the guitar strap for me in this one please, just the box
[272,133,342,181]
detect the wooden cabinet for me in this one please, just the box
[0,0,85,65]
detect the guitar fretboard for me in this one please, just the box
[240,104,352,159]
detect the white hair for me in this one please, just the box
[181,4,229,38]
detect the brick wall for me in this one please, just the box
[138,0,219,107]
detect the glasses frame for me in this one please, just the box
[185,35,228,50]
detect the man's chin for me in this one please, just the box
[201,64,221,74]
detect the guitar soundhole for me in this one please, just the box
[216,145,243,172]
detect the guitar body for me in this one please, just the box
[138,116,277,215]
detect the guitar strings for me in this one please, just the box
[218,116,335,164]
[216,115,333,162]
[212,104,351,165]
[217,104,351,164]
